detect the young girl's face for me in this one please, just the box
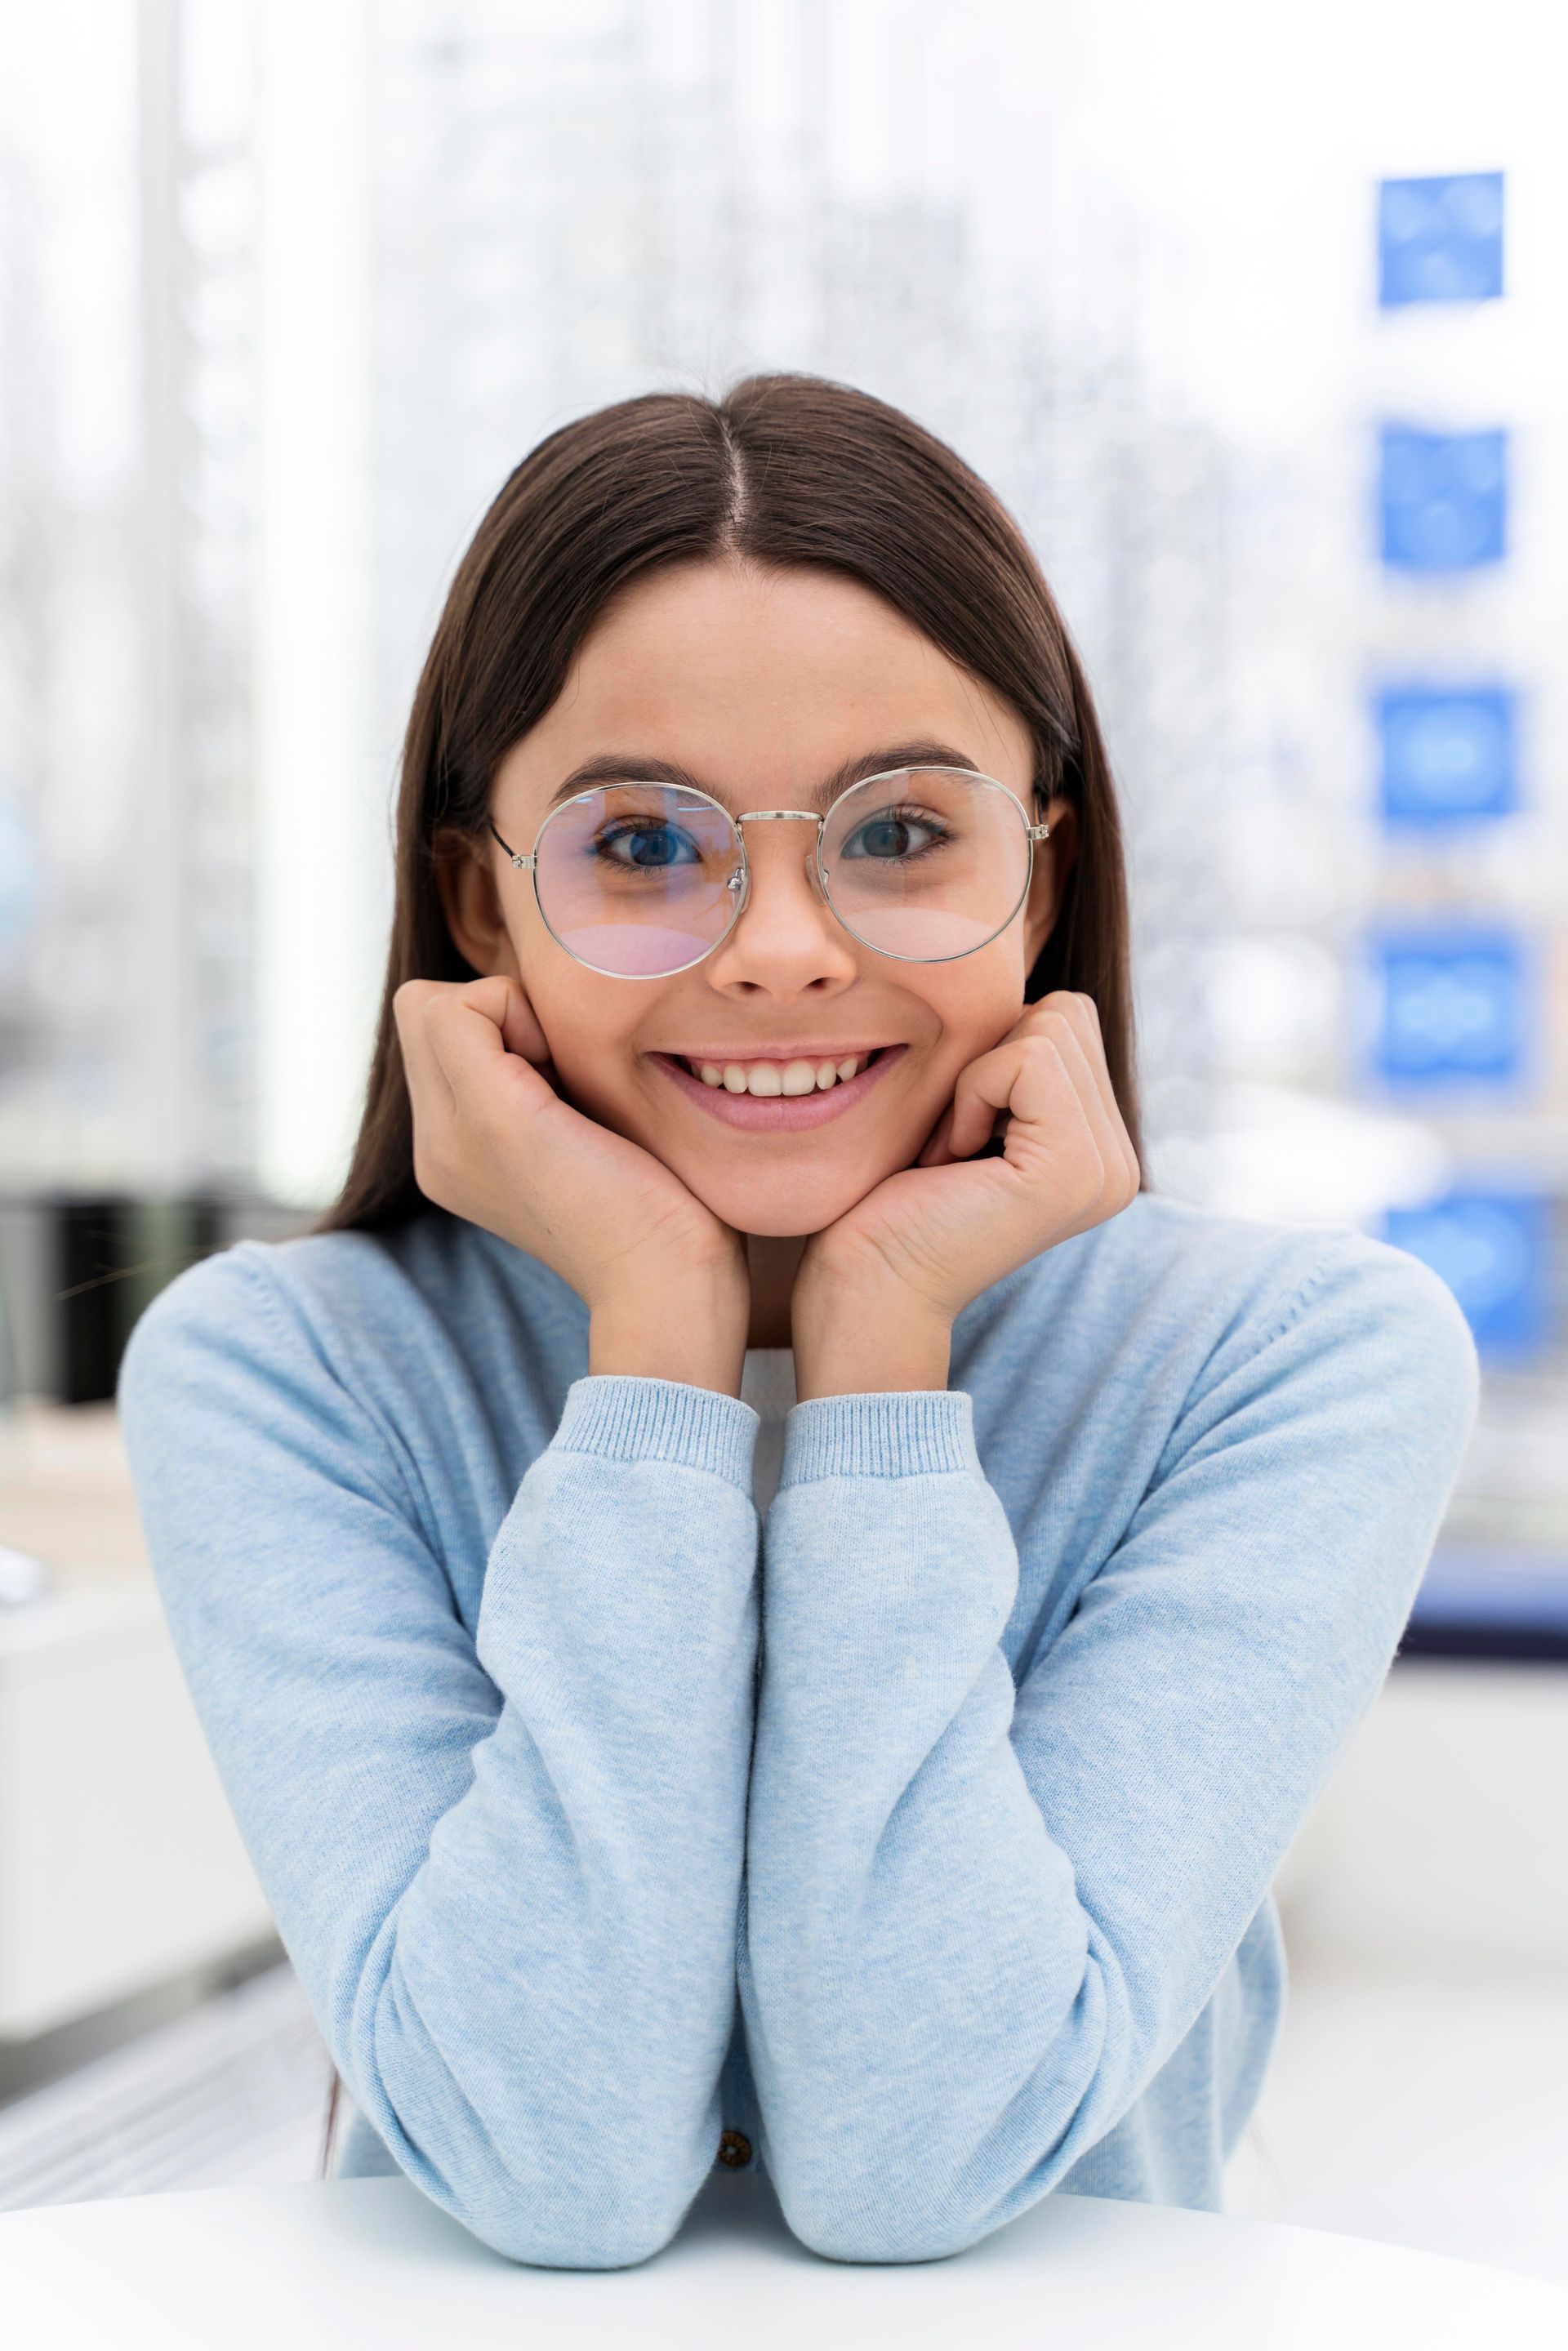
[452,558,1076,1238]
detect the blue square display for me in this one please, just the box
[1376,685,1517,826]
[1379,425,1508,572]
[1385,1191,1552,1360]
[1370,926,1529,1089]
[1378,173,1504,306]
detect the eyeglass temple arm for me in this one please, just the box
[487,817,534,869]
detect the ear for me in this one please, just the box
[1020,796,1079,973]
[432,826,523,980]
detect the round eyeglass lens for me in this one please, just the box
[532,783,742,977]
[819,768,1032,960]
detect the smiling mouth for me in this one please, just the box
[651,1044,905,1129]
[670,1047,887,1097]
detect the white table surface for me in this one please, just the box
[3,2167,1565,2350]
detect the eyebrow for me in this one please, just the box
[545,739,986,813]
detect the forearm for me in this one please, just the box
[380,1409,760,2259]
[740,1401,1085,2260]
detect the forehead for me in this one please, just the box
[496,560,1033,811]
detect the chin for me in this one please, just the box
[684,1159,885,1239]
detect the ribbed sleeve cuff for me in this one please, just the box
[777,1387,981,1485]
[552,1374,760,1491]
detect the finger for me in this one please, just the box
[432,972,550,1064]
[1005,1008,1129,1221]
[1029,992,1140,1198]
[392,977,460,1116]
[946,1026,1085,1160]
[947,1020,1124,1241]
[915,1098,957,1168]
[1059,993,1140,1196]
[1043,1015,1137,1219]
[944,994,1085,1159]
[420,981,557,1122]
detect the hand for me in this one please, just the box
[393,976,750,1391]
[791,992,1140,1397]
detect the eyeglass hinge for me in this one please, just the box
[1027,822,1051,840]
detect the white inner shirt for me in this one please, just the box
[739,1345,797,1517]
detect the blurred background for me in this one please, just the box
[0,0,1563,2280]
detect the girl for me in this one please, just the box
[117,372,1476,2270]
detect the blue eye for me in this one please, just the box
[840,804,951,862]
[596,819,701,870]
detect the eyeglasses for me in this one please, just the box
[486,764,1051,980]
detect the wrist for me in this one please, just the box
[589,1266,750,1396]
[791,1264,952,1401]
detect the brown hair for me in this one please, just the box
[313,369,1138,1240]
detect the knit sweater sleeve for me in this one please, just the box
[114,1244,760,2270]
[737,1236,1478,2262]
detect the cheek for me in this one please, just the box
[528,982,644,1112]
[909,958,1027,1071]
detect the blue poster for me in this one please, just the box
[1375,685,1517,826]
[1379,426,1508,572]
[1385,1191,1552,1359]
[1378,172,1504,306]
[1370,925,1530,1090]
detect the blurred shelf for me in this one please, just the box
[1405,1547,1568,1664]
[1418,1112,1568,1180]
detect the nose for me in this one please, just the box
[704,817,858,995]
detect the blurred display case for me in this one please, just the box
[0,1398,275,2046]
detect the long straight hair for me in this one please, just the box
[313,370,1139,1240]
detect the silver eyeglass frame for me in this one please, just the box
[485,764,1052,980]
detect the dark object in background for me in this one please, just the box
[55,1198,226,1405]
[0,1195,229,1406]
[1401,1546,1568,1666]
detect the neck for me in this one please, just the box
[745,1232,807,1349]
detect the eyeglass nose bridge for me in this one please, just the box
[724,807,829,909]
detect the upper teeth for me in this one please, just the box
[687,1053,873,1096]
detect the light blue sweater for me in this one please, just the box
[114,1191,1477,2268]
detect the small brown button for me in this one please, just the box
[716,2129,752,2170]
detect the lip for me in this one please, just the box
[659,1043,894,1063]
[651,1044,907,1130]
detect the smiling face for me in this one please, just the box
[435,557,1076,1239]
